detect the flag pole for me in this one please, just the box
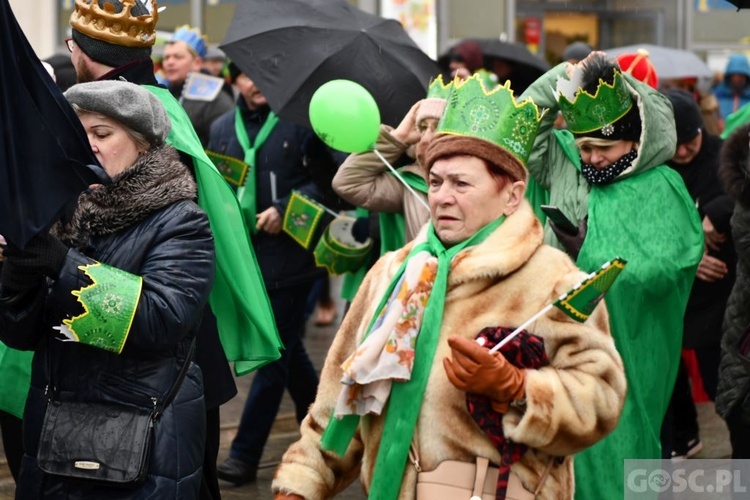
[488,303,553,354]
[372,148,430,212]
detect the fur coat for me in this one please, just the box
[272,201,626,499]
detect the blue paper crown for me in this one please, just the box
[170,25,207,58]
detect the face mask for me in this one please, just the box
[580,149,638,185]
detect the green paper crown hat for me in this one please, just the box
[426,74,543,177]
[556,67,633,136]
[426,74,454,100]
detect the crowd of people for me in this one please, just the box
[2,1,750,499]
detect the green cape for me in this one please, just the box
[146,86,281,375]
[573,167,702,500]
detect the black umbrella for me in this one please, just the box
[220,0,441,128]
[725,0,750,9]
[438,38,549,93]
[1,0,104,248]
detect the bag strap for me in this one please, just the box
[473,457,490,497]
[153,337,196,420]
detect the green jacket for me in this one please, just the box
[521,63,704,500]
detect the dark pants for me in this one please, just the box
[229,281,318,466]
[726,403,750,459]
[0,409,22,482]
[199,407,221,500]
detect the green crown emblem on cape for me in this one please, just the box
[425,74,454,100]
[557,68,633,135]
[62,263,143,354]
[436,74,543,165]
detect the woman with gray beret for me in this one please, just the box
[0,80,214,498]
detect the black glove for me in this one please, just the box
[549,216,588,261]
[1,233,68,287]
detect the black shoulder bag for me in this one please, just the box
[36,339,195,487]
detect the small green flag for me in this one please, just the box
[205,150,249,187]
[282,190,325,249]
[554,257,627,322]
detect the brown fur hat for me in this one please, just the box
[424,134,528,183]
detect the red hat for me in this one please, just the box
[616,49,659,89]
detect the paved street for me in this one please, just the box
[0,277,734,498]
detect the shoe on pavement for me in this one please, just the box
[217,457,257,486]
[671,437,703,461]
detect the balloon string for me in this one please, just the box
[372,149,431,212]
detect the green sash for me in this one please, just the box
[235,107,279,233]
[321,216,505,499]
[145,86,281,375]
[379,168,428,254]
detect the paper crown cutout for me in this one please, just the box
[426,74,454,100]
[170,25,207,58]
[556,68,633,136]
[71,0,158,48]
[436,74,543,165]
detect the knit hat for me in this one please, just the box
[415,75,453,127]
[65,80,171,145]
[664,89,703,144]
[562,41,593,63]
[616,49,659,89]
[70,0,156,67]
[557,53,642,142]
[425,75,543,182]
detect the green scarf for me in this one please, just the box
[378,167,429,254]
[322,215,505,499]
[145,86,281,375]
[235,107,280,233]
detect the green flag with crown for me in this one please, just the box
[282,190,326,249]
[489,258,627,354]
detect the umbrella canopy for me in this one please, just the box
[726,0,750,9]
[1,0,104,248]
[220,0,441,128]
[604,44,713,80]
[438,38,550,93]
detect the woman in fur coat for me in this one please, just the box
[0,80,214,498]
[272,74,626,500]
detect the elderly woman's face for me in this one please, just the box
[429,155,524,246]
[79,113,142,178]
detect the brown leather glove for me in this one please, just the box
[275,494,304,500]
[444,336,526,413]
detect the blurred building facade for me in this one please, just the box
[9,0,750,75]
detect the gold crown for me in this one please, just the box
[71,0,158,48]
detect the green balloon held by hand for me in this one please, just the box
[309,80,381,153]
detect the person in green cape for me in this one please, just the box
[272,74,626,500]
[62,1,281,498]
[519,52,704,499]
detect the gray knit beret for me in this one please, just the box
[65,80,171,145]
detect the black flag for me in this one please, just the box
[0,0,105,248]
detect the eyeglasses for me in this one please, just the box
[65,37,75,53]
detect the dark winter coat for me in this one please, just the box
[668,132,736,348]
[0,145,214,499]
[716,123,750,420]
[208,100,334,290]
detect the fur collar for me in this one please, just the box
[720,123,750,207]
[54,145,197,247]
[391,200,544,286]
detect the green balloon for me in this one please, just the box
[309,80,381,153]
